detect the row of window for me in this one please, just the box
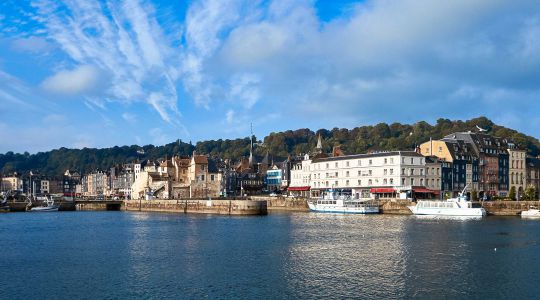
[313,156,423,171]
[312,177,425,188]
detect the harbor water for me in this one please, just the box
[1,211,540,299]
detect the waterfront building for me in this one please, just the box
[266,164,283,192]
[445,132,509,197]
[288,154,312,198]
[110,164,135,199]
[526,157,540,199]
[82,171,110,197]
[40,180,50,194]
[420,132,509,198]
[131,153,222,200]
[508,146,527,199]
[309,151,430,199]
[1,175,23,191]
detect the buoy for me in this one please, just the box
[494,248,497,251]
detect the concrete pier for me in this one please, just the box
[124,199,267,215]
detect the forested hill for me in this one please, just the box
[2,117,539,176]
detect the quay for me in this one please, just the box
[3,198,539,216]
[257,196,540,216]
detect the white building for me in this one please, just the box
[288,154,312,197]
[309,151,429,199]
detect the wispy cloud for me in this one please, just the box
[30,0,182,124]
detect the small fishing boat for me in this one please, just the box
[308,190,379,214]
[29,196,59,212]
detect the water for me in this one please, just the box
[1,211,540,299]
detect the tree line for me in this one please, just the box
[2,117,539,176]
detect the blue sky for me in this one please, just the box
[1,0,540,153]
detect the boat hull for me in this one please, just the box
[308,202,379,214]
[29,206,59,212]
[408,206,486,217]
[521,209,540,218]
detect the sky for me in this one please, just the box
[1,0,540,153]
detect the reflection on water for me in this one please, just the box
[284,214,408,299]
[2,212,540,299]
[412,215,484,221]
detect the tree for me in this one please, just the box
[525,185,536,201]
[509,186,516,201]
[471,189,478,201]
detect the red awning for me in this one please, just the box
[413,188,440,194]
[288,186,310,191]
[370,188,395,193]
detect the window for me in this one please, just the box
[326,163,329,169]
[384,158,387,164]
[402,168,405,175]
[358,170,361,176]
[335,181,338,186]
[201,175,205,181]
[335,162,338,168]
[358,180,361,186]
[346,180,349,186]
[411,178,414,186]
[346,171,349,177]
[411,158,414,164]
[369,159,372,165]
[384,169,387,175]
[369,170,372,176]
[368,179,373,185]
[402,178,406,185]
[383,179,387,185]
[390,178,394,185]
[390,169,394,175]
[335,172,338,177]
[358,160,361,166]
[346,161,350,167]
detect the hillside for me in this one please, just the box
[1,117,539,176]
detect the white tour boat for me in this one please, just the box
[408,186,486,217]
[29,196,59,212]
[308,190,379,214]
[521,201,540,218]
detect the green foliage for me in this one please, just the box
[2,116,540,177]
[525,185,536,201]
[509,186,516,200]
[471,189,478,201]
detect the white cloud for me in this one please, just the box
[10,36,53,53]
[180,0,540,135]
[41,65,101,95]
[122,112,137,124]
[226,109,235,124]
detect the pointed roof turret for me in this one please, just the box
[316,134,323,152]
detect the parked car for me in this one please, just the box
[269,192,278,197]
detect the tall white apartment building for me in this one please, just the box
[288,154,312,197]
[309,151,428,199]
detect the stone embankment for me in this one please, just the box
[251,196,309,211]
[251,196,414,214]
[124,199,267,215]
[481,201,540,216]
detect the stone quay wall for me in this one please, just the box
[124,199,267,215]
